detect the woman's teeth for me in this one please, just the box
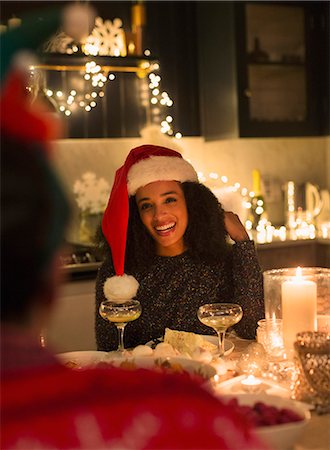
[155,222,175,232]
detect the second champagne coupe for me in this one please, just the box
[99,299,142,352]
[197,303,243,356]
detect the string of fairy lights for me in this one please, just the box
[26,11,184,137]
[42,61,115,116]
[41,48,184,141]
[142,52,182,139]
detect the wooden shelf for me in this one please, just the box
[33,53,158,76]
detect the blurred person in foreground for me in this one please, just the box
[0,6,266,450]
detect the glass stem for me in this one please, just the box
[116,323,127,351]
[217,330,226,356]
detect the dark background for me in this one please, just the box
[0,1,200,137]
[1,1,329,139]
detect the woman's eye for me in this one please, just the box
[140,202,152,211]
[165,197,177,204]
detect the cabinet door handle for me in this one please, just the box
[244,89,252,98]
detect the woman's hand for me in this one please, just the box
[224,211,250,242]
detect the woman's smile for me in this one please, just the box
[155,221,176,235]
[135,180,188,256]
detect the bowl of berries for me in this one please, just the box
[223,393,311,450]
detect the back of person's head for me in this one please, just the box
[0,7,74,325]
[1,133,70,324]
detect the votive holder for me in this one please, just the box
[240,374,262,393]
[256,318,284,358]
[292,331,330,414]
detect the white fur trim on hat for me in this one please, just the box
[103,274,139,303]
[127,155,198,196]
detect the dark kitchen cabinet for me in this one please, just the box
[197,1,329,140]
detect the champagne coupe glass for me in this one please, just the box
[197,303,243,356]
[99,299,142,352]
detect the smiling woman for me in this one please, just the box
[95,144,265,351]
[136,180,188,256]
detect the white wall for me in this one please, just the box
[47,279,97,353]
[53,135,329,192]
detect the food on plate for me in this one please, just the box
[132,345,154,357]
[58,350,216,382]
[153,342,179,358]
[105,357,215,382]
[64,360,80,369]
[164,328,217,357]
[225,398,304,427]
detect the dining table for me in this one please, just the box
[59,332,329,450]
[213,335,330,450]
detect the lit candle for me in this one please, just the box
[241,375,262,392]
[281,267,317,353]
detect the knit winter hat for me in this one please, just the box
[102,144,198,302]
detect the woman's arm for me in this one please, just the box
[224,211,250,242]
[230,240,265,339]
[223,212,264,339]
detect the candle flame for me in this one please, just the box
[295,266,302,278]
[241,375,261,386]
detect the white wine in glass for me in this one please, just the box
[197,303,243,356]
[99,299,142,352]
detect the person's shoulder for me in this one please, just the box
[2,365,266,450]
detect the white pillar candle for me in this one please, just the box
[281,267,317,353]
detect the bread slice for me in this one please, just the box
[164,328,217,356]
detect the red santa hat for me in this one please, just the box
[102,144,198,302]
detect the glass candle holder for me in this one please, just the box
[256,318,284,358]
[292,331,330,414]
[263,267,330,356]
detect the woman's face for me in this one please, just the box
[135,180,188,256]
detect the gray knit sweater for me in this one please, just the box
[95,240,264,351]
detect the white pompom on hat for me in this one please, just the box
[104,274,140,303]
[102,144,198,302]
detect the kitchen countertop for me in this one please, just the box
[60,238,330,278]
[256,238,330,249]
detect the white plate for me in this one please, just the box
[221,393,311,450]
[56,351,216,381]
[56,351,109,368]
[146,335,235,356]
[101,354,217,381]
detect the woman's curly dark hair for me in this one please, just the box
[182,182,229,262]
[98,181,229,272]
